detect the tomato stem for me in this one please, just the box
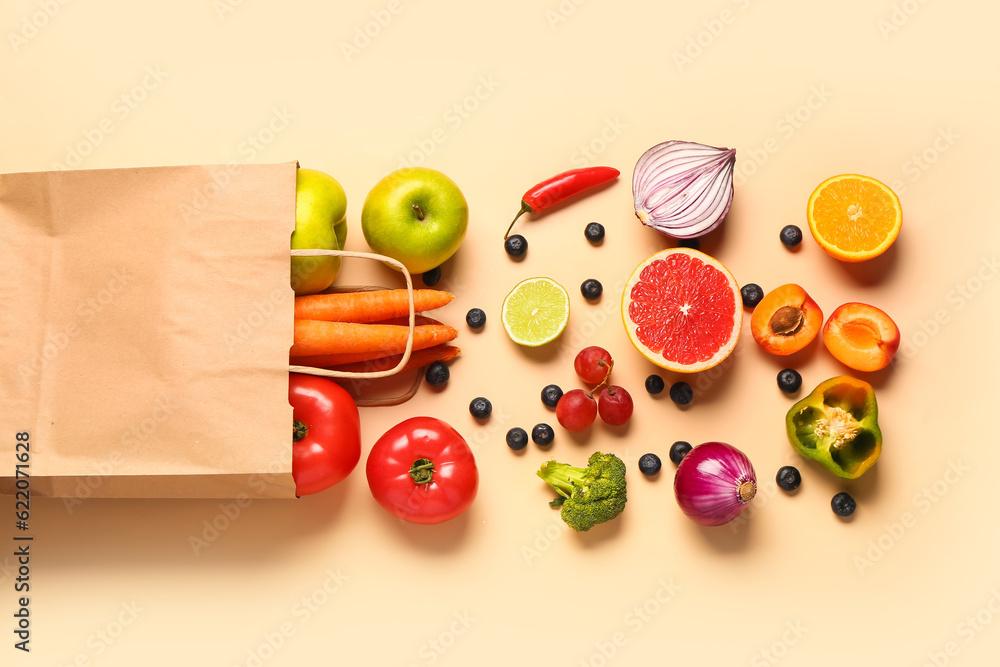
[292,419,308,442]
[409,458,435,486]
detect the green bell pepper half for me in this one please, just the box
[786,376,882,479]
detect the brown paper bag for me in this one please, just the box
[0,163,301,499]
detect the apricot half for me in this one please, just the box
[750,284,823,355]
[823,303,900,372]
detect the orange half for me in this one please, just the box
[806,174,902,262]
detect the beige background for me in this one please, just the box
[2,0,998,665]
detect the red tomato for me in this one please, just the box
[289,373,361,496]
[366,417,478,525]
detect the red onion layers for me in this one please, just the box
[633,140,736,239]
[673,442,756,526]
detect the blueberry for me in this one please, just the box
[776,466,801,491]
[422,267,442,286]
[541,384,563,408]
[669,381,693,405]
[424,361,449,387]
[532,423,554,446]
[581,279,603,301]
[741,283,764,309]
[669,441,692,466]
[777,368,802,394]
[469,397,492,420]
[645,374,665,395]
[780,225,803,247]
[466,308,487,330]
[678,237,701,250]
[504,234,527,258]
[585,222,605,244]
[831,492,856,517]
[637,453,662,476]
[506,427,528,451]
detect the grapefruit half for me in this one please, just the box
[622,248,742,373]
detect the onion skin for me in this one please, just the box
[633,140,736,240]
[673,442,756,526]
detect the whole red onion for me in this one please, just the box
[673,442,756,526]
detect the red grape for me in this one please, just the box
[597,385,633,426]
[574,346,614,385]
[556,389,597,432]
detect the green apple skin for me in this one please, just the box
[291,168,348,296]
[361,168,469,275]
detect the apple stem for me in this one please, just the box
[412,203,425,221]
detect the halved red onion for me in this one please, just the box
[633,140,736,239]
[673,442,756,526]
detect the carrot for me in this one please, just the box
[294,289,454,323]
[296,345,461,374]
[290,337,453,367]
[290,320,457,358]
[372,315,443,327]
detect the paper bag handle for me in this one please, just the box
[288,249,416,380]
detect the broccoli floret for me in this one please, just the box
[537,451,627,532]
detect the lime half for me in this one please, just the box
[501,277,570,347]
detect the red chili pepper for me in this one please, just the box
[504,166,620,239]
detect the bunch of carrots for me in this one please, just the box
[290,289,459,374]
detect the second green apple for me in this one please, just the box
[291,168,348,296]
[361,167,469,275]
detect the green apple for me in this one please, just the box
[291,168,348,296]
[361,167,468,275]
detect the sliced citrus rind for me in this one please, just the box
[806,174,902,262]
[501,277,570,347]
[621,248,742,373]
